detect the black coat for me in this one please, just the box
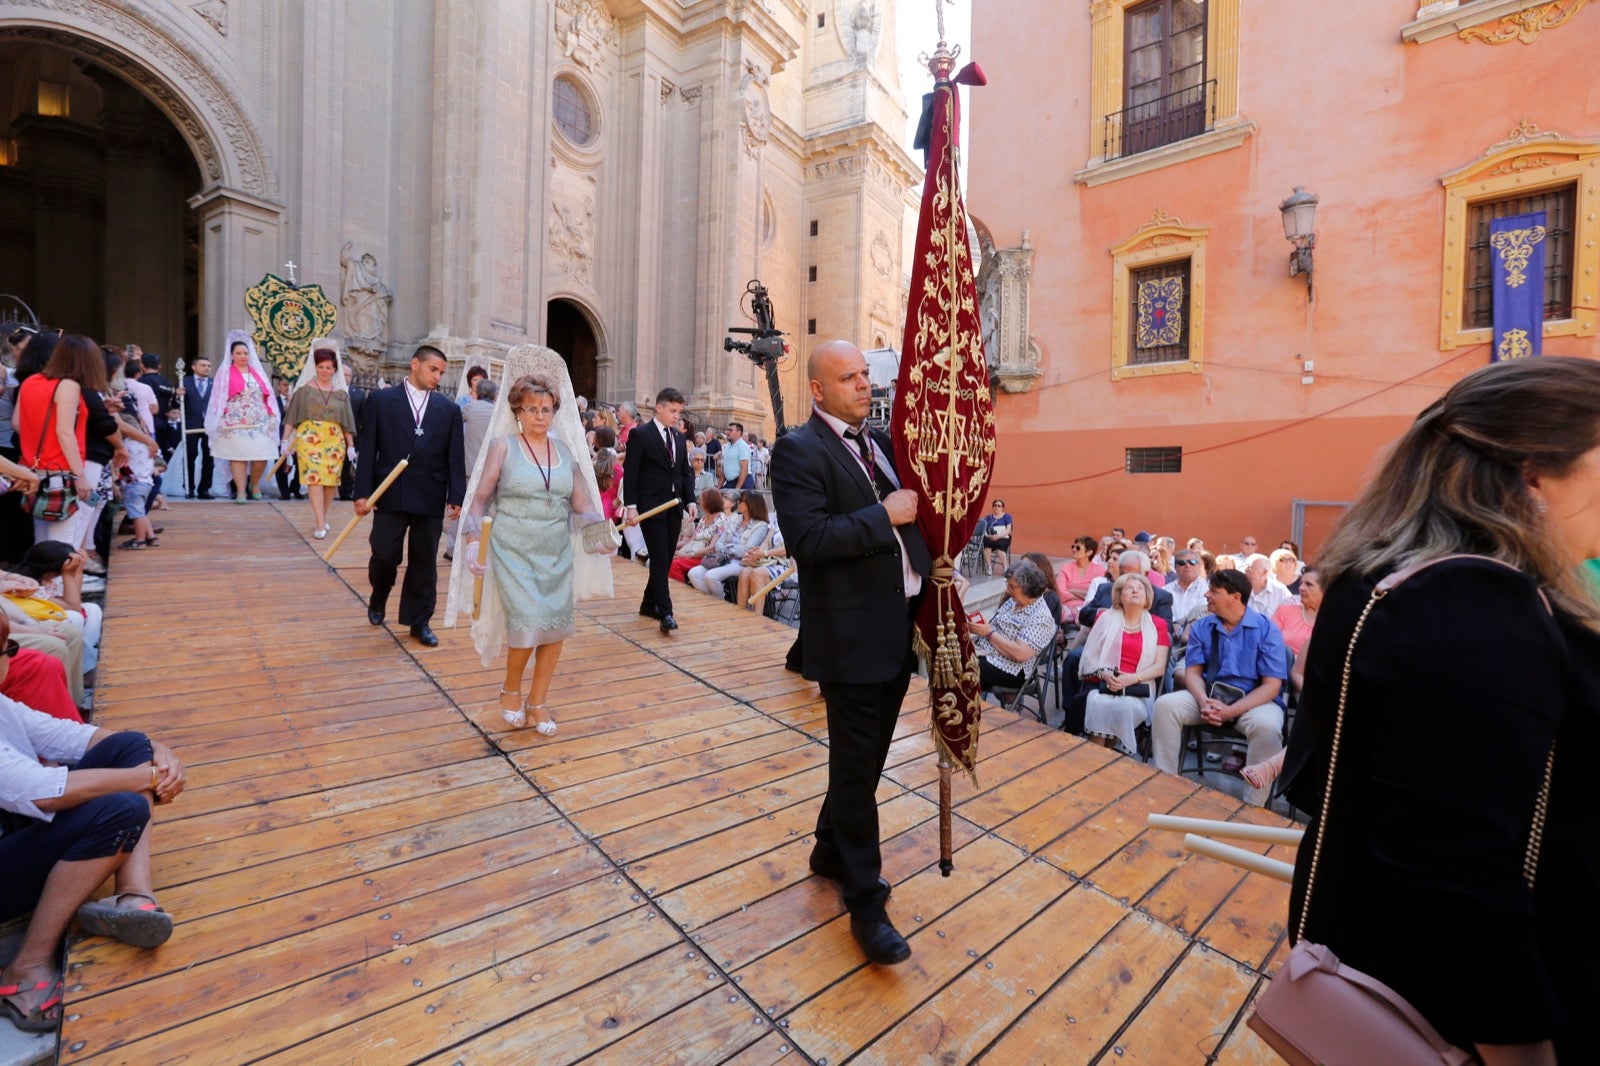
[1283,558,1600,1056]
[621,419,693,516]
[351,384,466,515]
[770,412,932,685]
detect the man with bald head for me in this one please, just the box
[771,339,932,966]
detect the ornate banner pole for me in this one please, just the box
[894,5,992,876]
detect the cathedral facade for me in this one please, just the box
[0,0,919,429]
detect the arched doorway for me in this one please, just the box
[0,39,200,361]
[545,298,600,401]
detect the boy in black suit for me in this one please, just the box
[622,387,696,633]
[770,340,932,966]
[353,346,467,646]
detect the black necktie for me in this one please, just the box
[662,426,674,464]
[848,428,894,500]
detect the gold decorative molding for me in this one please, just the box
[1436,133,1600,350]
[1459,0,1588,43]
[1137,207,1185,232]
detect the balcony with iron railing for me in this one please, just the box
[1101,79,1217,163]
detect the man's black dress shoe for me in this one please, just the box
[639,606,661,619]
[659,614,678,633]
[410,624,439,647]
[367,600,386,626]
[850,916,911,965]
[808,847,891,900]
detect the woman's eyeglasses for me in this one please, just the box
[516,406,555,418]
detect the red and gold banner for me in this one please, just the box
[892,52,992,781]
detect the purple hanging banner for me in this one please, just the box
[1489,211,1546,360]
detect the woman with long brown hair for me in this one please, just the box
[13,334,109,548]
[1280,357,1600,1061]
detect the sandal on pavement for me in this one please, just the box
[118,538,150,550]
[76,891,173,948]
[313,526,328,540]
[499,689,526,729]
[527,701,557,737]
[0,975,62,1033]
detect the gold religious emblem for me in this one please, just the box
[1497,327,1534,360]
[243,273,338,379]
[1489,226,1547,288]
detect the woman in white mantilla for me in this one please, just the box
[444,346,614,735]
[204,329,280,502]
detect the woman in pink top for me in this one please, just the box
[1270,566,1321,682]
[1054,536,1105,622]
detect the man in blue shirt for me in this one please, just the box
[720,421,754,490]
[1151,568,1287,805]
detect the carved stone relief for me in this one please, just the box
[548,164,598,286]
[837,1,880,62]
[979,231,1041,393]
[190,0,226,36]
[2,1,273,196]
[870,230,893,279]
[740,60,771,159]
[555,0,618,74]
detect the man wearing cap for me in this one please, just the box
[1150,568,1287,805]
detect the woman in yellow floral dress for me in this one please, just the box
[279,339,357,539]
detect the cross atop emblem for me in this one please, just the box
[284,260,298,286]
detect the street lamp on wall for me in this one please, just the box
[1279,186,1319,299]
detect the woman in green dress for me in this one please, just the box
[455,361,612,735]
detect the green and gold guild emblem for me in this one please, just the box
[243,274,338,378]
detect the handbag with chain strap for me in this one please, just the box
[1248,555,1556,1065]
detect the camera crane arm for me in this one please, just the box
[723,280,790,438]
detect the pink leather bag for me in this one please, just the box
[1248,558,1554,1065]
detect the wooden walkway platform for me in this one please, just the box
[63,501,1292,1064]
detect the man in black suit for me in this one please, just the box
[770,339,932,966]
[623,387,696,633]
[353,346,467,647]
[180,356,215,498]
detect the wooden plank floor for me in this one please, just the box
[62,500,1292,1064]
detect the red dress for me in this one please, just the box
[2,648,81,722]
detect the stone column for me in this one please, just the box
[993,233,1042,394]
[188,187,282,356]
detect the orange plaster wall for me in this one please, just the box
[966,0,1600,560]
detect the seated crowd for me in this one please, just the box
[1,324,188,1035]
[967,522,1316,807]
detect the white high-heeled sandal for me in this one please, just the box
[313,526,328,540]
[527,701,557,737]
[499,689,526,728]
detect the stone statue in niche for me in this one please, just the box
[838,0,881,61]
[339,242,392,370]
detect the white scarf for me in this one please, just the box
[1080,608,1160,681]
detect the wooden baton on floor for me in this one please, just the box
[1147,813,1304,847]
[1181,834,1295,884]
[746,562,797,605]
[472,516,493,619]
[616,497,680,531]
[322,457,409,561]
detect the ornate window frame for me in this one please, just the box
[1110,213,1208,380]
[1080,0,1244,181]
[1437,126,1600,350]
[1401,1,1591,46]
